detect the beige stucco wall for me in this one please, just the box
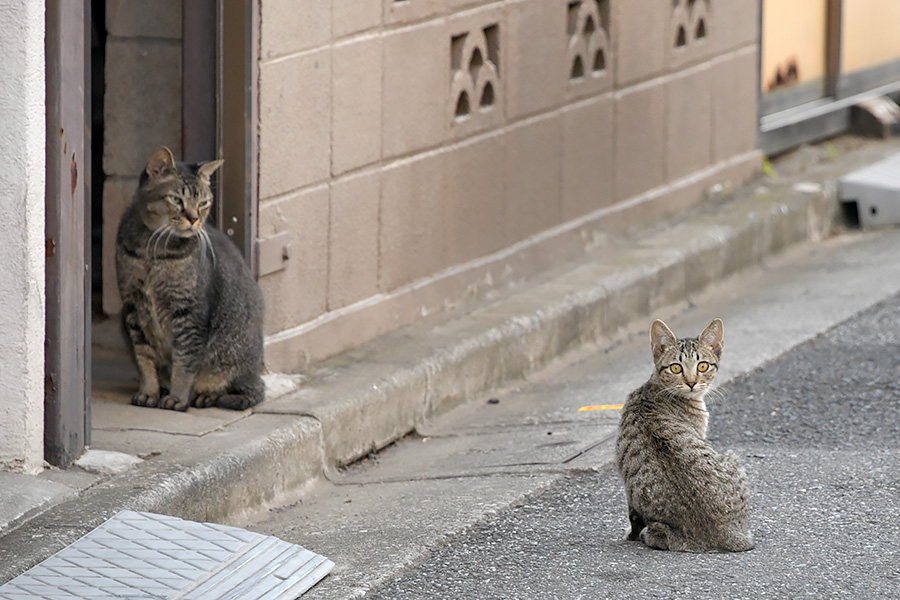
[0,0,45,474]
[258,0,762,371]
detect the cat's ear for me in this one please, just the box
[650,319,677,359]
[197,159,224,181]
[146,146,177,182]
[699,318,724,358]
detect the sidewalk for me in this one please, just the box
[2,135,899,584]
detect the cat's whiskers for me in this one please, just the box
[658,384,685,402]
[161,227,177,257]
[198,228,216,266]
[152,225,174,259]
[145,224,167,259]
[704,384,727,405]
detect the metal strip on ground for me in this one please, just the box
[0,511,333,600]
[839,151,900,227]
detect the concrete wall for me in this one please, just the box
[258,0,761,371]
[0,0,46,474]
[99,0,761,372]
[102,0,183,314]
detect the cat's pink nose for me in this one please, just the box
[685,381,696,389]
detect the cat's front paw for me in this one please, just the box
[191,393,217,409]
[132,392,159,408]
[160,394,190,412]
[640,522,671,550]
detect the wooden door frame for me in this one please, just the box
[44,0,258,468]
[45,0,91,467]
[183,0,258,269]
[218,0,259,272]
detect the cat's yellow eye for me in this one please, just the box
[697,361,710,373]
[167,195,183,207]
[669,363,683,374]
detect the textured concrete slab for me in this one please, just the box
[0,511,333,599]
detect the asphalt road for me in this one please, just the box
[366,293,900,600]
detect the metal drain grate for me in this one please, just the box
[0,511,333,599]
[839,151,900,227]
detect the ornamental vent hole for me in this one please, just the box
[480,82,494,108]
[593,49,605,72]
[695,18,706,40]
[571,55,585,79]
[455,91,471,118]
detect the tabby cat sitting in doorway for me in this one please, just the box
[115,146,265,411]
[616,318,754,552]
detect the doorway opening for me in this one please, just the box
[82,1,258,467]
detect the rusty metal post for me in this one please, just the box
[825,0,843,99]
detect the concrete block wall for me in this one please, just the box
[102,0,183,314]
[259,0,762,371]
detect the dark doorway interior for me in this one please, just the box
[90,0,105,318]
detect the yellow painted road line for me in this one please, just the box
[577,404,623,412]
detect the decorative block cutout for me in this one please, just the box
[672,0,709,50]
[565,0,611,99]
[567,0,609,84]
[451,24,500,124]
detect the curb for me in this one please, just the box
[256,177,838,468]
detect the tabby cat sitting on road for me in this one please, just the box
[616,318,754,552]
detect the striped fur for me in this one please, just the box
[115,146,265,412]
[615,318,754,552]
